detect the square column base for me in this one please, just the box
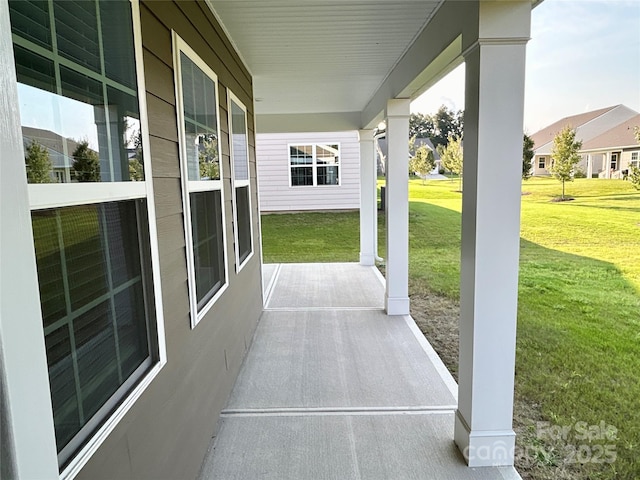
[359,253,376,266]
[384,295,410,315]
[454,410,516,467]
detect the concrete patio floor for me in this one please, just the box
[199,263,521,480]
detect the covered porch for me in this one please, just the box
[198,263,520,479]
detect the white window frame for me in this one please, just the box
[7,1,167,478]
[630,151,639,168]
[288,142,341,187]
[172,32,228,328]
[538,156,546,169]
[227,90,254,272]
[610,152,619,170]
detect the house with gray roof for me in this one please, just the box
[531,104,639,178]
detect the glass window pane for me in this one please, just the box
[190,191,225,307]
[13,46,56,94]
[12,0,144,184]
[236,186,252,264]
[114,283,148,378]
[317,166,339,186]
[32,200,152,458]
[45,325,80,452]
[32,211,67,327]
[290,145,313,165]
[73,300,119,420]
[100,0,136,88]
[59,206,109,310]
[9,0,52,50]
[180,53,219,181]
[231,100,249,181]
[106,87,144,181]
[291,166,313,186]
[53,0,101,73]
[316,144,339,165]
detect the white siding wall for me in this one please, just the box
[256,131,360,212]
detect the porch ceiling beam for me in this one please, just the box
[256,112,362,134]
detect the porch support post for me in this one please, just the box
[454,0,531,467]
[384,98,411,315]
[359,129,377,266]
[0,0,59,476]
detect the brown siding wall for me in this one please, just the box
[77,2,262,478]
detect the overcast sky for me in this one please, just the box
[410,0,640,134]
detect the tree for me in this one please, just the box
[409,113,434,139]
[410,106,463,150]
[198,134,220,179]
[72,140,100,182]
[431,105,463,149]
[128,128,144,181]
[25,140,53,183]
[522,134,534,180]
[439,135,463,191]
[409,145,436,184]
[549,125,582,200]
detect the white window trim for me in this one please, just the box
[172,31,229,329]
[227,90,254,273]
[5,0,167,478]
[288,142,342,187]
[538,156,546,169]
[630,151,639,167]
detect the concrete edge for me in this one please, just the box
[369,264,458,401]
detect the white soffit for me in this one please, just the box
[209,0,445,116]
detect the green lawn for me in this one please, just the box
[261,177,640,480]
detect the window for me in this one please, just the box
[611,153,619,170]
[228,92,253,270]
[9,0,163,472]
[173,34,227,327]
[631,151,639,168]
[538,157,546,169]
[289,143,340,186]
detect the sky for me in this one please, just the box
[410,0,640,134]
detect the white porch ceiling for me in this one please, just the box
[209,0,445,120]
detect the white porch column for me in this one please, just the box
[454,1,531,467]
[359,129,377,266]
[384,99,411,315]
[587,154,593,178]
[0,0,59,476]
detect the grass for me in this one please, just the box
[261,177,640,480]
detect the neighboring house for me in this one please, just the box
[580,114,640,178]
[531,104,639,177]
[377,136,442,175]
[256,131,360,212]
[3,1,547,479]
[21,127,82,183]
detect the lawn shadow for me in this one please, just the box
[397,200,640,480]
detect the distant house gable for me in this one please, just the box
[581,114,640,151]
[530,106,640,178]
[531,105,638,155]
